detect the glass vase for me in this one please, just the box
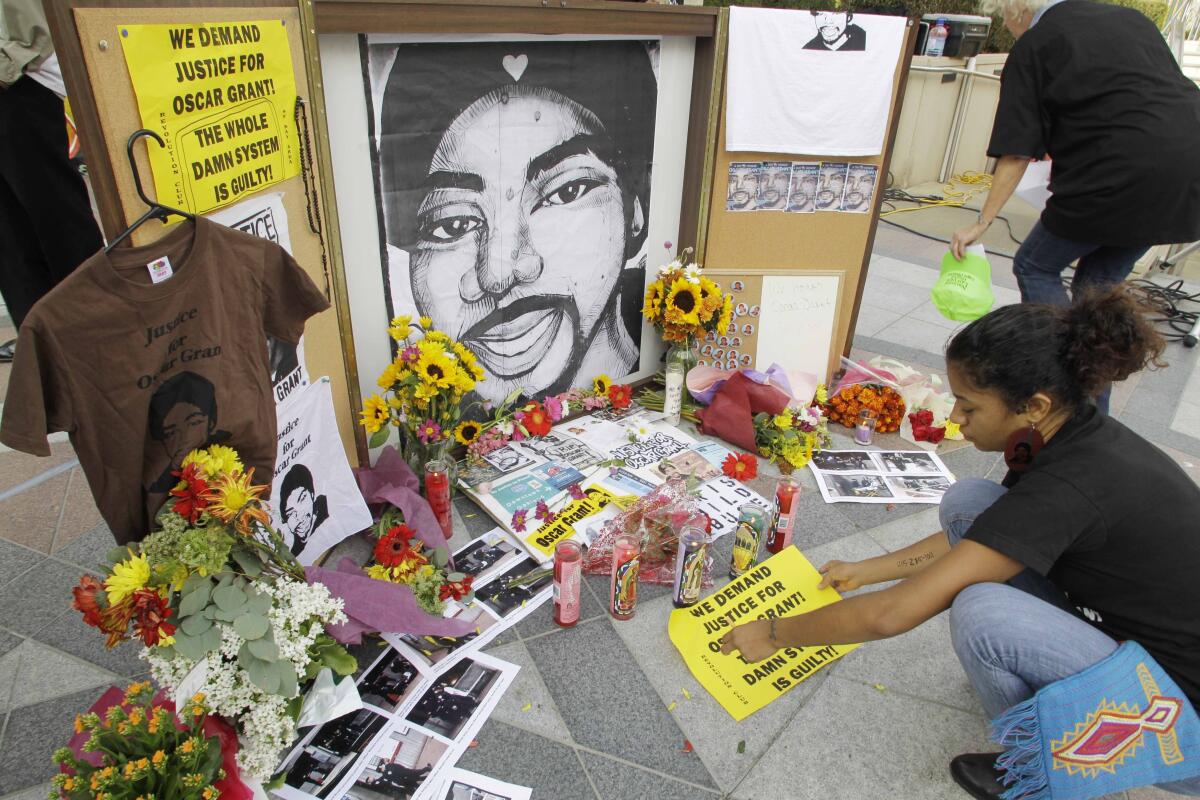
[666,335,700,378]
[402,437,455,493]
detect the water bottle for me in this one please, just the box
[926,18,949,57]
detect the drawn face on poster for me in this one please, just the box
[147,371,232,493]
[279,463,330,556]
[368,40,659,408]
[841,164,878,213]
[805,11,867,51]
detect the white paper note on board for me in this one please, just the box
[754,273,841,382]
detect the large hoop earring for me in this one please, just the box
[1003,423,1044,473]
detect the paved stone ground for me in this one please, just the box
[2,218,1198,798]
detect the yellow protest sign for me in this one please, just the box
[668,547,859,721]
[523,486,617,559]
[117,20,300,214]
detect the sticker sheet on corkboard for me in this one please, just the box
[701,269,844,382]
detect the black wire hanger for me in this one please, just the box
[103,129,196,253]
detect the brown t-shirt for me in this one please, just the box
[0,218,329,543]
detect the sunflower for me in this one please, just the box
[664,278,702,327]
[205,469,270,535]
[360,394,391,433]
[715,294,733,335]
[415,340,456,389]
[642,282,663,321]
[418,315,433,330]
[698,277,723,319]
[593,373,612,396]
[450,364,477,395]
[454,420,482,445]
[387,314,412,342]
[377,360,404,391]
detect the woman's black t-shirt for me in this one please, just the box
[966,407,1200,706]
[988,0,1200,246]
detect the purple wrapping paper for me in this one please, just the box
[306,558,475,644]
[304,446,472,644]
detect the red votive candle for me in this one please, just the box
[424,457,453,539]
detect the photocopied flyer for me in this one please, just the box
[808,449,955,504]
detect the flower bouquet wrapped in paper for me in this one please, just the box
[69,445,356,783]
[581,477,712,586]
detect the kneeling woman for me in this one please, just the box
[721,289,1200,797]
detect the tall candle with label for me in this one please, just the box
[424,457,453,539]
[663,362,685,426]
[765,475,801,554]
[554,540,583,627]
[610,532,641,620]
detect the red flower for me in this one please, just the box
[908,409,934,428]
[169,462,210,524]
[722,452,758,482]
[608,383,633,410]
[130,589,176,647]
[72,575,105,628]
[375,524,418,567]
[97,597,136,648]
[439,575,474,602]
[522,402,553,437]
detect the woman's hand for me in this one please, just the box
[817,560,869,592]
[719,618,778,663]
[950,219,990,260]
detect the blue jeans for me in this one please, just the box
[940,478,1200,795]
[1012,222,1149,415]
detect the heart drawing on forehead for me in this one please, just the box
[502,54,529,82]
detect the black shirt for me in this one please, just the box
[988,0,1200,246]
[967,407,1200,707]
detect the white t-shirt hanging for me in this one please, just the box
[727,8,907,157]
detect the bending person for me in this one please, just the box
[720,289,1200,798]
[950,0,1200,412]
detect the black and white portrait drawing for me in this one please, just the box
[817,162,848,211]
[804,11,867,51]
[147,371,232,494]
[755,161,791,211]
[786,162,819,213]
[367,39,658,408]
[726,162,760,212]
[840,163,879,213]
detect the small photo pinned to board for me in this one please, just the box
[786,162,820,213]
[817,161,849,211]
[755,161,791,211]
[841,163,879,213]
[727,162,761,211]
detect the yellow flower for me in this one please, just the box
[206,445,244,478]
[152,750,166,767]
[664,278,702,327]
[816,383,829,405]
[642,282,663,321]
[205,470,270,535]
[593,374,612,396]
[773,413,793,430]
[388,314,412,342]
[454,421,481,445]
[944,420,963,440]
[414,381,439,401]
[698,277,722,318]
[716,294,733,334]
[181,448,211,475]
[73,714,85,734]
[415,341,455,389]
[377,360,404,391]
[105,552,150,604]
[452,365,476,394]
[360,394,390,434]
[418,315,433,330]
[180,739,194,754]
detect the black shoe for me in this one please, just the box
[0,339,13,363]
[950,752,1007,799]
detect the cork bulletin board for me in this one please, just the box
[45,0,362,462]
[695,14,917,383]
[702,268,844,380]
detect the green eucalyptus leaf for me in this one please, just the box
[247,635,279,661]
[182,573,211,595]
[180,614,213,636]
[286,695,304,722]
[369,427,391,449]
[231,549,263,578]
[107,547,132,565]
[213,585,246,612]
[172,632,206,661]
[431,549,449,568]
[177,585,213,618]
[277,664,299,698]
[446,572,466,582]
[212,606,242,622]
[233,613,270,640]
[201,605,219,619]
[217,573,234,589]
[198,625,222,653]
[247,659,280,694]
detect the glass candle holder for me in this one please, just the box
[854,409,878,446]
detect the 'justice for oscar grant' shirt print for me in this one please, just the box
[0,218,329,544]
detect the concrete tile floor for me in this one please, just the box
[3,223,1200,798]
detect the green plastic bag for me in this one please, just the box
[931,245,994,322]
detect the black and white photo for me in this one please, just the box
[886,475,953,502]
[283,707,390,797]
[453,531,521,581]
[367,39,658,409]
[357,648,424,714]
[878,451,939,475]
[811,450,876,472]
[475,557,553,617]
[343,725,448,800]
[405,657,503,741]
[823,473,894,500]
